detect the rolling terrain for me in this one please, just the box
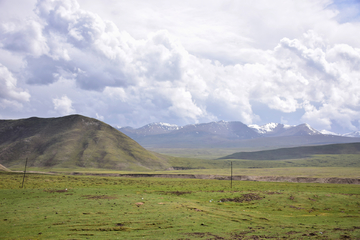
[0,115,171,171]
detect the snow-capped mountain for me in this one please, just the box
[320,130,340,136]
[319,130,360,138]
[248,123,321,136]
[117,120,360,149]
[138,122,181,133]
[174,121,259,139]
[118,121,331,138]
[117,122,181,138]
[342,131,360,138]
[249,123,293,134]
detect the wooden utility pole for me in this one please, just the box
[231,161,233,189]
[21,158,28,188]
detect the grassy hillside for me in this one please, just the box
[0,115,171,171]
[220,142,360,160]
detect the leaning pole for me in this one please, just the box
[231,161,233,189]
[21,158,28,188]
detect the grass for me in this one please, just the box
[1,172,359,239]
[146,147,246,159]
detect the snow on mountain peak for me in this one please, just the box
[155,122,178,127]
[342,131,360,137]
[303,123,321,135]
[146,122,180,130]
[249,123,280,134]
[320,129,339,136]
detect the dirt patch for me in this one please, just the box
[289,205,304,210]
[334,226,360,231]
[70,226,130,232]
[302,232,317,237]
[184,232,225,239]
[160,191,192,196]
[221,193,264,203]
[231,230,256,238]
[44,189,68,193]
[82,195,117,200]
[187,207,202,212]
[265,191,283,195]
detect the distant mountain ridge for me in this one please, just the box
[342,131,360,138]
[117,121,360,149]
[219,142,360,160]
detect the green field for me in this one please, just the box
[1,172,359,239]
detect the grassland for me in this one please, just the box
[1,172,359,239]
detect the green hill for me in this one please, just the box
[219,142,360,160]
[0,115,171,171]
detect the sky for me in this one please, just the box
[0,0,360,133]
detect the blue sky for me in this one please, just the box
[331,0,360,23]
[0,0,359,133]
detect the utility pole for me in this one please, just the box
[231,161,233,189]
[21,158,28,188]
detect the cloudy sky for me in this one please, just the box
[0,0,359,133]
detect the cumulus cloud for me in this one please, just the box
[0,63,30,108]
[52,95,75,115]
[0,0,359,132]
[0,19,49,57]
[273,31,360,130]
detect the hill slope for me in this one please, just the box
[0,115,170,171]
[219,142,360,160]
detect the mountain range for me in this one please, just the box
[118,121,360,149]
[1,115,359,171]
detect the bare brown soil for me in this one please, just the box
[160,191,192,196]
[220,193,264,203]
[44,189,68,193]
[82,195,117,200]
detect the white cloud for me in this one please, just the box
[0,63,30,108]
[52,95,75,115]
[0,19,49,57]
[0,0,359,133]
